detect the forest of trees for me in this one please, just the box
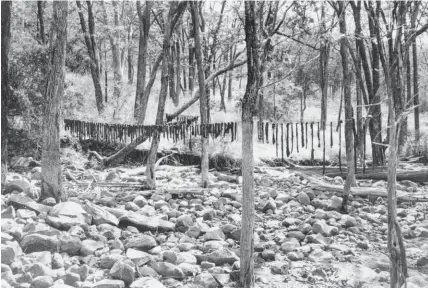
[1,1,428,287]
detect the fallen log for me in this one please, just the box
[295,172,428,203]
[288,165,428,183]
[88,134,149,167]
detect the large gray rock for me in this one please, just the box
[80,239,104,256]
[130,277,165,288]
[84,202,119,226]
[92,279,125,288]
[110,260,135,285]
[151,262,185,279]
[176,215,193,232]
[49,202,91,225]
[21,234,59,253]
[195,248,239,266]
[119,212,175,232]
[124,234,157,251]
[296,192,311,206]
[204,227,225,241]
[126,248,154,266]
[1,241,22,265]
[7,195,50,214]
[194,272,219,288]
[59,234,82,255]
[4,179,32,194]
[31,276,54,288]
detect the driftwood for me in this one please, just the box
[88,135,149,167]
[295,172,428,203]
[286,165,428,183]
[213,171,240,183]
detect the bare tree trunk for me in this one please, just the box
[191,1,209,188]
[76,1,104,114]
[220,67,227,112]
[37,1,46,44]
[135,1,152,122]
[228,45,235,101]
[411,2,420,144]
[127,23,134,84]
[176,39,181,104]
[240,2,259,287]
[188,24,195,92]
[146,3,187,189]
[103,1,123,103]
[335,2,355,212]
[352,1,384,166]
[41,1,68,203]
[169,43,177,106]
[104,41,108,102]
[320,3,330,130]
[1,1,11,187]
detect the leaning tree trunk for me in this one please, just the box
[337,2,355,212]
[1,1,11,187]
[188,24,195,92]
[175,39,181,105]
[41,1,68,203]
[146,2,187,189]
[191,1,209,188]
[240,2,259,287]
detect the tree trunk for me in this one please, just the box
[320,3,329,130]
[352,1,384,166]
[240,2,259,287]
[135,1,152,122]
[76,1,104,114]
[411,2,420,144]
[169,43,177,106]
[37,1,46,44]
[188,24,195,92]
[176,39,181,104]
[1,1,11,187]
[337,2,355,212]
[104,41,108,102]
[228,45,235,101]
[191,1,209,188]
[146,2,187,189]
[220,68,227,112]
[103,1,123,102]
[41,1,68,203]
[127,23,134,84]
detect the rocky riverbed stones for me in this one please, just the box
[2,162,428,288]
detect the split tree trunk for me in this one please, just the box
[169,43,177,106]
[76,1,104,114]
[41,1,68,203]
[240,2,259,287]
[1,1,11,187]
[175,39,181,105]
[191,1,209,188]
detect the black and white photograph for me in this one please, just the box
[1,0,428,287]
